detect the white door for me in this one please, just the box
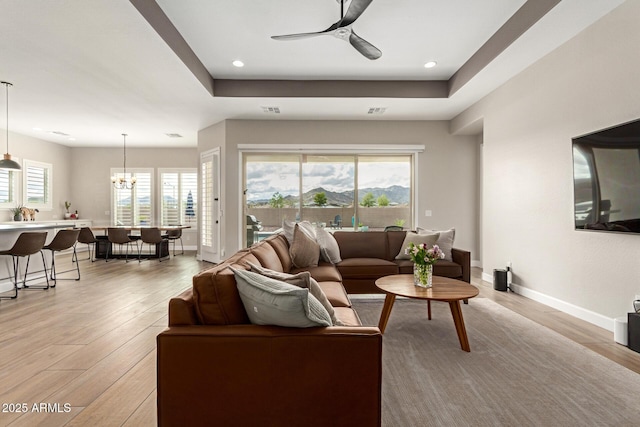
[199,148,221,263]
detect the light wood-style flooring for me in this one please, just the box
[0,254,638,426]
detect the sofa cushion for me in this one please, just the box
[250,241,284,272]
[248,263,342,326]
[314,226,342,264]
[333,307,362,327]
[394,232,440,260]
[192,264,250,325]
[231,268,332,328]
[433,259,463,279]
[333,231,389,260]
[316,281,351,308]
[337,258,399,279]
[265,233,293,272]
[394,259,414,275]
[289,224,320,268]
[290,264,342,283]
[386,230,407,261]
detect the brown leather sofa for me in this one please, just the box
[157,230,470,426]
[333,230,471,293]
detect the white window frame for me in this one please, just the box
[23,159,53,211]
[0,159,20,210]
[110,167,154,226]
[158,168,198,228]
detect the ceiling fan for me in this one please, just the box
[271,0,381,60]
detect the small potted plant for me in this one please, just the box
[64,201,71,219]
[11,205,24,221]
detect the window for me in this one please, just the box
[0,167,18,208]
[23,159,52,210]
[160,169,198,226]
[111,168,153,226]
[243,151,414,246]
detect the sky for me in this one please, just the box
[245,159,411,201]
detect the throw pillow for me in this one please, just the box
[395,231,440,260]
[289,224,320,268]
[419,228,455,261]
[314,226,342,264]
[230,267,332,328]
[283,220,315,244]
[248,262,343,326]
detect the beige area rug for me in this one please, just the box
[351,297,640,427]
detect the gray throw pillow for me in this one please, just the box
[283,220,315,244]
[248,262,343,326]
[314,226,342,264]
[419,228,455,261]
[231,267,332,328]
[289,224,320,268]
[395,232,440,260]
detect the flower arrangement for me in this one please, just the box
[406,242,444,266]
[406,242,444,288]
[64,201,71,213]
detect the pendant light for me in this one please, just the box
[0,81,21,171]
[111,133,136,189]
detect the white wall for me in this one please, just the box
[199,119,480,258]
[0,131,71,221]
[453,0,640,328]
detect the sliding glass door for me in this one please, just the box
[243,152,413,247]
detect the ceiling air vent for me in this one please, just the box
[261,106,281,114]
[367,107,386,115]
[165,133,183,138]
[50,131,70,136]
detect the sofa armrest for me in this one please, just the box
[452,248,471,283]
[157,325,382,427]
[168,288,199,326]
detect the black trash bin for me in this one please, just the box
[493,269,508,291]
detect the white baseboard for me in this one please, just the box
[481,272,614,332]
[471,259,482,268]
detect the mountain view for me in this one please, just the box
[248,185,410,207]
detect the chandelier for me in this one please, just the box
[0,81,21,171]
[111,133,136,189]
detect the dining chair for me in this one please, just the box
[0,232,49,298]
[138,228,168,262]
[76,227,97,262]
[43,229,81,286]
[166,228,184,256]
[106,228,138,262]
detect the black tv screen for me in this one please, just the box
[572,118,640,233]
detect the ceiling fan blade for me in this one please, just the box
[271,23,338,41]
[349,30,381,60]
[339,0,374,27]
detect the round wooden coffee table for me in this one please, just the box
[375,274,479,352]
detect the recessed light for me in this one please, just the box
[33,127,42,131]
[68,137,76,141]
[232,60,244,68]
[424,61,437,69]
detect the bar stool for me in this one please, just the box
[166,228,184,256]
[43,229,80,286]
[0,232,49,299]
[138,228,168,262]
[76,227,97,262]
[106,228,138,262]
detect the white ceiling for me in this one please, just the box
[0,0,625,147]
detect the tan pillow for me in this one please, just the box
[248,262,343,326]
[289,224,320,268]
[314,226,342,264]
[395,232,440,260]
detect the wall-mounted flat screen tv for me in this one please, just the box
[573,118,640,233]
